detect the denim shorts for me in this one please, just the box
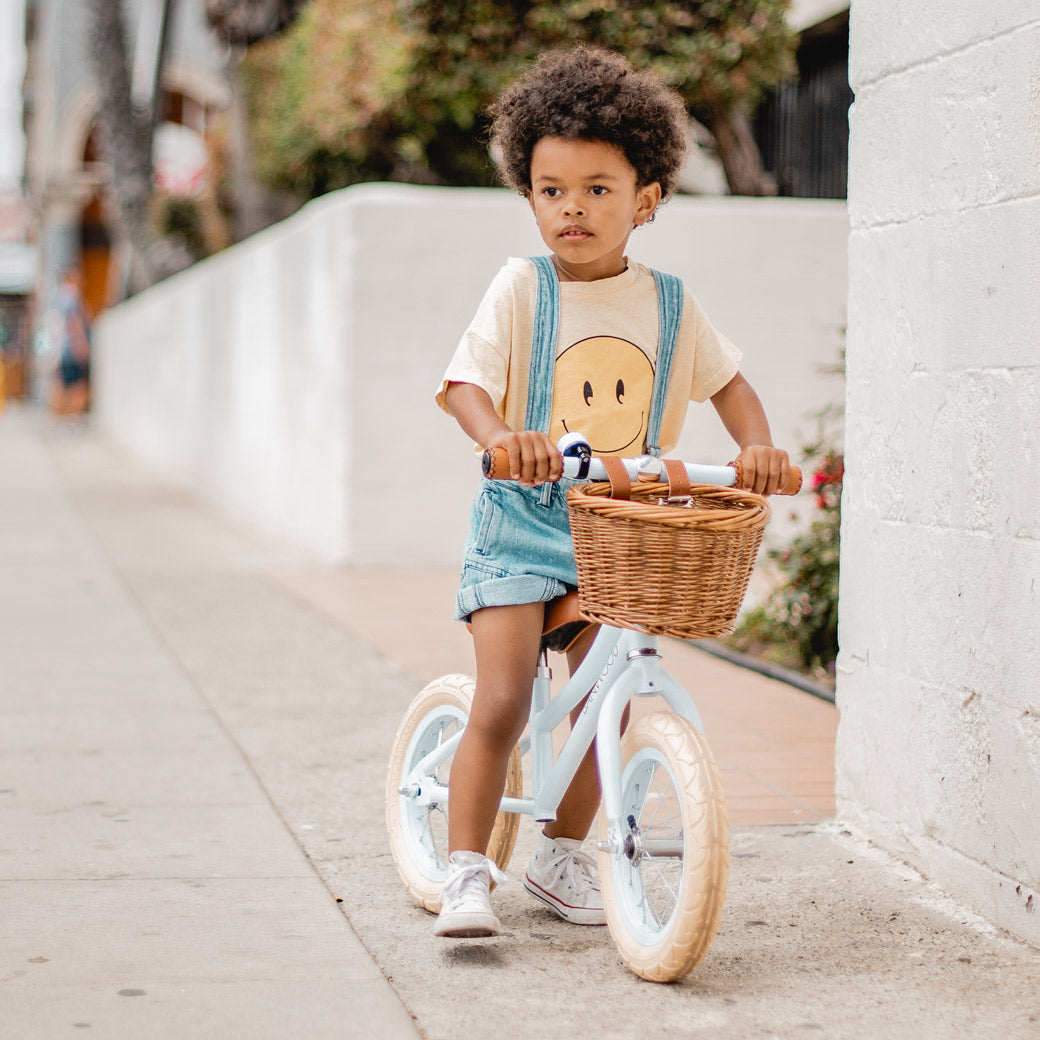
[455,477,582,622]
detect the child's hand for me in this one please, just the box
[488,430,563,486]
[733,445,791,497]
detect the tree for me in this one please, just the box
[203,0,313,237]
[245,0,798,198]
[404,0,799,195]
[84,0,308,290]
[239,0,414,198]
[85,0,164,289]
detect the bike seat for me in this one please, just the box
[465,591,592,653]
[541,591,592,653]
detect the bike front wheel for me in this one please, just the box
[598,711,729,982]
[385,673,523,912]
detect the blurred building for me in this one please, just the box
[21,0,228,357]
[6,0,852,404]
[0,0,33,397]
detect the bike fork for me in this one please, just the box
[595,637,702,856]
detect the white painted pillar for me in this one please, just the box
[0,0,26,191]
[838,3,1040,945]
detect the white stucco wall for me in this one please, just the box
[0,0,26,191]
[95,191,354,560]
[95,184,847,565]
[837,3,1040,945]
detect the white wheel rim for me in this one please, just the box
[612,746,685,947]
[397,705,466,883]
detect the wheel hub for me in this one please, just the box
[623,813,646,863]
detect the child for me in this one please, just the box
[434,45,790,938]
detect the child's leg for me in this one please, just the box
[448,601,545,855]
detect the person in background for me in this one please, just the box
[51,266,92,420]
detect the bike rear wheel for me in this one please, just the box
[385,673,523,912]
[598,711,729,982]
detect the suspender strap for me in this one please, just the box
[524,255,559,433]
[525,258,684,455]
[645,269,684,457]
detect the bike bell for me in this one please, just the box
[557,432,592,479]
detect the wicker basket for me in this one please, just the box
[566,478,770,640]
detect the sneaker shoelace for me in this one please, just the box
[543,845,599,896]
[444,858,507,912]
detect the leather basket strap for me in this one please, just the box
[663,458,691,498]
[600,456,632,500]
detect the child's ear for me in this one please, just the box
[635,181,663,226]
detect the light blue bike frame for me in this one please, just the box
[401,624,703,831]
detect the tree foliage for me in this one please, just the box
[241,0,414,196]
[725,395,844,685]
[244,0,798,198]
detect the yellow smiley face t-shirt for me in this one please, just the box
[436,259,741,457]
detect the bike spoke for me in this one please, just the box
[642,856,679,907]
[619,753,686,935]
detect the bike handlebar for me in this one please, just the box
[481,446,803,496]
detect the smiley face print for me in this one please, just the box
[548,336,654,455]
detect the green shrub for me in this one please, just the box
[726,408,843,684]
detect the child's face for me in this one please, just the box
[527,136,661,282]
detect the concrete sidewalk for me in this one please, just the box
[3,404,1038,1040]
[0,405,418,1039]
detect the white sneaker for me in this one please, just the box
[523,833,607,926]
[434,851,507,938]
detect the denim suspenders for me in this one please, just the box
[524,255,684,458]
[456,258,685,618]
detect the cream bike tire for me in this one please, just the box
[598,711,730,982]
[386,674,523,912]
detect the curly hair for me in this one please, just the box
[490,45,689,200]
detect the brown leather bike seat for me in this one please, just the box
[465,590,592,653]
[540,591,592,653]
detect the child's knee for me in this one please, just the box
[468,688,529,748]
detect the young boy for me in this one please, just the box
[434,45,790,938]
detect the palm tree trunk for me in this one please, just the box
[85,0,158,290]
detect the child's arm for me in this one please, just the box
[710,373,791,496]
[445,381,563,486]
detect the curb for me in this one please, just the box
[689,639,836,704]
